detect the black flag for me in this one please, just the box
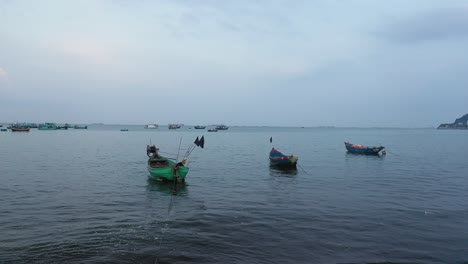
[194,136,200,146]
[270,137,272,143]
[199,136,205,149]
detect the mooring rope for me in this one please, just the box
[158,151,179,156]
[297,164,309,175]
[155,187,177,263]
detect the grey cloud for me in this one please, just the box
[378,7,468,43]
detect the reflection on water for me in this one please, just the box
[146,178,188,195]
[269,166,298,176]
[345,151,386,159]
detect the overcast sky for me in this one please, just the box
[1,0,468,127]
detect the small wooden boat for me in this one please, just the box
[344,142,385,155]
[147,145,188,182]
[11,127,31,132]
[216,125,229,130]
[74,125,88,129]
[120,129,129,131]
[1,128,8,132]
[269,148,298,167]
[9,123,31,132]
[207,128,218,132]
[168,124,182,129]
[194,125,206,129]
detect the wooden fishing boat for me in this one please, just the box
[120,129,129,131]
[216,125,229,130]
[11,127,31,132]
[74,125,88,129]
[207,128,218,132]
[269,148,298,167]
[168,123,182,129]
[9,123,31,132]
[146,137,204,182]
[344,142,385,155]
[147,145,189,182]
[1,128,7,132]
[194,125,206,129]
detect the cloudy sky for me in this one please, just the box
[1,0,467,127]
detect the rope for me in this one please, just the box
[176,137,182,161]
[155,187,177,263]
[159,151,179,156]
[385,149,401,157]
[297,164,309,175]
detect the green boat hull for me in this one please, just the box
[38,123,57,130]
[147,158,189,182]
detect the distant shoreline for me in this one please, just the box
[0,123,440,129]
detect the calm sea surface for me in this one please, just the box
[1,126,467,263]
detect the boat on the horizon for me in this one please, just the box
[194,125,206,129]
[38,123,57,130]
[344,142,385,155]
[269,148,298,168]
[144,124,159,129]
[1,128,7,132]
[216,125,229,130]
[168,123,182,129]
[74,125,88,129]
[11,127,31,132]
[9,123,31,132]
[8,123,31,132]
[207,128,218,132]
[120,129,129,131]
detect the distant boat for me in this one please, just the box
[120,129,129,131]
[269,148,298,168]
[73,125,88,129]
[1,128,7,132]
[144,124,159,129]
[207,128,218,132]
[9,123,31,132]
[168,124,182,129]
[11,128,31,132]
[38,123,57,130]
[10,123,31,132]
[216,125,229,130]
[344,142,385,155]
[194,125,206,129]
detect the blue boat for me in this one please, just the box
[344,142,385,155]
[269,148,298,167]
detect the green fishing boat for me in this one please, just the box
[147,145,188,182]
[146,136,205,182]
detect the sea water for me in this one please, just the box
[1,126,467,263]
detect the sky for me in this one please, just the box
[1,0,468,127]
